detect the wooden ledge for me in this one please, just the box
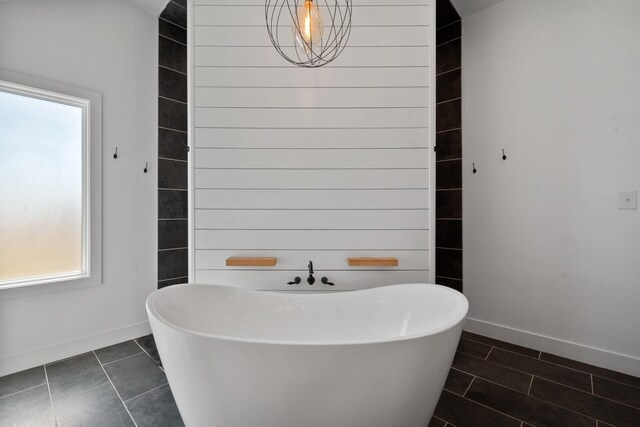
[226,257,277,267]
[347,257,398,267]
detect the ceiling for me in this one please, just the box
[450,0,505,17]
[122,0,169,16]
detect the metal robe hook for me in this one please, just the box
[113,147,118,159]
[143,162,148,173]
[473,163,477,174]
[502,149,507,160]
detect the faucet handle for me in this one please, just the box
[308,261,314,274]
[321,277,335,286]
[287,277,301,285]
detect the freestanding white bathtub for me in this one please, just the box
[146,283,468,427]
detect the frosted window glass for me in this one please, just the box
[0,89,86,284]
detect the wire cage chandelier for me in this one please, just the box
[265,0,353,68]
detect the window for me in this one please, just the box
[0,72,101,290]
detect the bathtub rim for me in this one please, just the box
[146,283,468,347]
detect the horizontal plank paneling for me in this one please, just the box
[193,270,431,291]
[196,230,429,250]
[194,6,429,27]
[195,0,429,5]
[195,46,429,67]
[195,209,429,229]
[195,189,429,209]
[195,67,429,88]
[195,169,429,189]
[195,87,429,108]
[195,127,430,148]
[194,148,429,169]
[197,250,428,270]
[195,26,430,47]
[195,107,428,128]
[193,1,433,289]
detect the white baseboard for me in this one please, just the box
[465,317,640,378]
[0,321,151,377]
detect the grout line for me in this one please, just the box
[159,156,188,163]
[134,339,160,368]
[124,382,169,403]
[42,365,57,425]
[436,36,461,48]
[436,19,461,32]
[169,0,186,11]
[462,376,476,397]
[158,247,188,252]
[159,16,186,31]
[527,376,534,395]
[435,158,462,163]
[159,33,187,48]
[591,374,594,394]
[0,382,48,401]
[93,351,138,427]
[159,64,187,77]
[159,126,187,134]
[158,275,189,283]
[485,346,494,360]
[435,97,461,106]
[435,67,461,77]
[436,127,461,134]
[435,275,462,282]
[435,247,462,251]
[101,352,144,367]
[159,95,187,105]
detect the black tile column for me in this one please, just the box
[435,0,462,292]
[158,1,188,289]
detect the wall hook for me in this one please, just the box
[113,147,118,159]
[502,149,507,160]
[143,162,148,173]
[473,163,477,174]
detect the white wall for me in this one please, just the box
[0,0,157,376]
[463,0,640,375]
[191,0,435,290]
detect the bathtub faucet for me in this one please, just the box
[307,261,315,285]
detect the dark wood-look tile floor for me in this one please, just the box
[431,331,640,427]
[0,336,183,427]
[1,332,638,427]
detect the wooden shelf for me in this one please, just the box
[226,257,277,267]
[347,257,398,267]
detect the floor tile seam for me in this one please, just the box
[43,364,58,425]
[92,351,138,427]
[485,346,494,360]
[486,348,594,386]
[100,351,145,367]
[450,380,525,425]
[463,375,599,423]
[530,375,640,411]
[0,382,48,401]
[124,382,170,404]
[451,356,534,394]
[133,339,157,363]
[538,355,640,388]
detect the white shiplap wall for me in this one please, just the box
[191,0,434,290]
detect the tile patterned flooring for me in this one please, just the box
[1,332,638,426]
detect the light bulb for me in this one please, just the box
[293,0,323,57]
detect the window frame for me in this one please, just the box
[0,69,102,292]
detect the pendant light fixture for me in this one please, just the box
[265,0,353,68]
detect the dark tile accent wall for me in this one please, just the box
[435,0,462,292]
[158,1,188,289]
